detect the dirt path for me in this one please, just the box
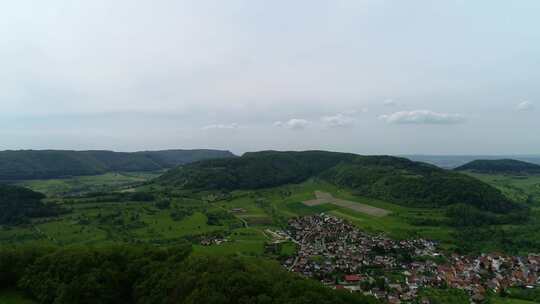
[302,191,390,217]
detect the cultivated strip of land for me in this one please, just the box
[302,191,390,217]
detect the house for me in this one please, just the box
[344,274,361,283]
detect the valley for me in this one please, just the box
[3,151,540,303]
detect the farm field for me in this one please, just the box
[303,190,391,217]
[17,171,162,197]
[5,173,540,257]
[0,176,456,256]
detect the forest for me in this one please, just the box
[455,159,540,174]
[0,244,379,304]
[0,149,235,180]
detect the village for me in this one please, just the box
[281,214,540,303]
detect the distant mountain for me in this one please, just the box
[404,155,540,169]
[455,159,540,174]
[157,150,517,213]
[0,149,236,180]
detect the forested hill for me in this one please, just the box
[455,159,540,174]
[157,150,357,190]
[157,150,517,213]
[0,149,235,180]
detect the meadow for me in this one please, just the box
[17,171,162,197]
[5,172,540,257]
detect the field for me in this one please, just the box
[4,172,540,257]
[0,175,457,257]
[17,171,162,197]
[0,290,36,304]
[303,190,390,217]
[466,172,540,205]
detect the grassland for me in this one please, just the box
[466,172,540,205]
[1,176,456,256]
[490,297,537,304]
[5,172,540,257]
[0,289,36,304]
[17,171,162,197]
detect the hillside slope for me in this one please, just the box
[0,149,235,180]
[455,159,540,174]
[157,151,517,213]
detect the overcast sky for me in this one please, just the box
[1,1,539,155]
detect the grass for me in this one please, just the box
[490,297,537,304]
[17,172,162,197]
[6,173,540,256]
[0,289,36,304]
[466,172,540,205]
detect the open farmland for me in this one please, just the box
[303,191,391,217]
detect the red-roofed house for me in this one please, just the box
[344,274,361,283]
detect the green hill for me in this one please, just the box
[0,149,235,180]
[455,159,540,174]
[0,184,60,225]
[322,156,516,212]
[158,150,356,190]
[157,151,517,213]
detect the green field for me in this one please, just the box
[490,297,537,304]
[0,290,36,304]
[17,172,162,197]
[2,176,450,256]
[466,172,540,205]
[4,172,540,257]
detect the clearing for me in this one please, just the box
[303,191,391,217]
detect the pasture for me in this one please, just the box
[17,172,162,197]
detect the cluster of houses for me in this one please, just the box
[199,236,228,246]
[282,214,540,303]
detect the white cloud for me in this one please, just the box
[379,110,466,124]
[202,123,239,130]
[321,113,355,128]
[383,99,397,106]
[517,101,534,111]
[273,118,310,130]
[342,108,368,115]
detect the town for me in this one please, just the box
[282,214,540,303]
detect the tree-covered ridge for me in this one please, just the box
[0,149,235,180]
[322,156,517,213]
[157,151,517,213]
[0,245,379,304]
[157,150,357,190]
[455,158,540,174]
[0,184,61,225]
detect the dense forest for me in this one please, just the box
[0,244,379,304]
[455,159,540,174]
[158,151,516,213]
[157,150,357,189]
[0,149,235,180]
[0,184,61,225]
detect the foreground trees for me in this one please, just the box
[0,244,379,304]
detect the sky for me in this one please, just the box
[1,0,539,155]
